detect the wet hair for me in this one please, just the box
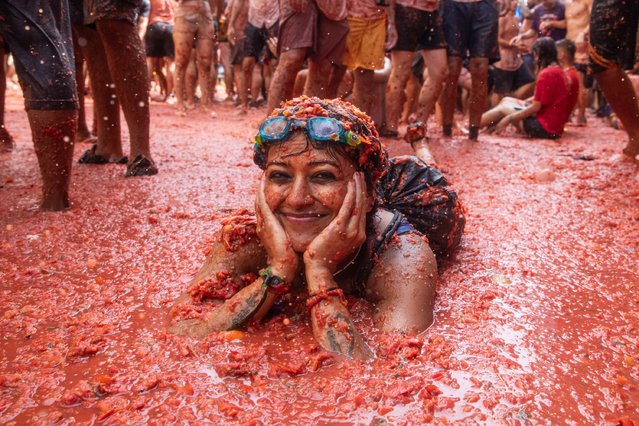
[253,96,389,192]
[532,37,558,70]
[556,38,576,61]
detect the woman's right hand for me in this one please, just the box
[255,175,299,282]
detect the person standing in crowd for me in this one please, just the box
[1,42,15,152]
[227,0,250,107]
[173,0,217,114]
[439,0,499,140]
[589,0,639,162]
[266,0,349,114]
[0,0,78,210]
[74,0,158,176]
[382,0,449,148]
[145,0,177,102]
[511,0,566,44]
[217,3,237,101]
[232,0,279,114]
[342,0,396,119]
[491,0,535,105]
[564,0,591,125]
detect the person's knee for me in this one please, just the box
[469,59,489,81]
[431,64,449,85]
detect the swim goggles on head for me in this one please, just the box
[254,116,363,149]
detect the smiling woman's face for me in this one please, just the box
[263,132,357,253]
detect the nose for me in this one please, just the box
[286,176,314,210]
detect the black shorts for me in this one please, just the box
[523,116,558,139]
[574,62,593,88]
[244,22,278,60]
[145,21,174,58]
[492,64,535,94]
[392,4,447,52]
[0,0,78,110]
[230,38,245,65]
[589,0,638,74]
[442,0,499,62]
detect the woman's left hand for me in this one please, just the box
[304,172,368,276]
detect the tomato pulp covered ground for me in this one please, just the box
[0,92,638,424]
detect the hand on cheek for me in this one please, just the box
[304,172,368,275]
[255,176,299,282]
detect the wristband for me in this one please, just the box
[259,266,290,296]
[306,288,346,315]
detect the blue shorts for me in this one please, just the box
[0,0,78,110]
[442,0,499,62]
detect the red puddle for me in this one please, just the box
[1,88,638,424]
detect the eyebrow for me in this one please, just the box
[265,159,340,168]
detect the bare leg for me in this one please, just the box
[173,21,195,113]
[467,57,490,140]
[165,57,175,96]
[575,70,587,125]
[251,63,264,103]
[351,68,376,115]
[414,49,449,125]
[0,53,14,152]
[327,63,347,99]
[304,58,332,98]
[72,28,95,143]
[440,56,463,136]
[96,19,156,175]
[384,51,413,133]
[185,51,198,107]
[152,57,168,98]
[266,47,307,113]
[594,65,639,159]
[479,96,520,128]
[27,110,77,210]
[195,35,214,110]
[77,25,124,162]
[240,56,257,112]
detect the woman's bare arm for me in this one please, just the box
[365,233,437,333]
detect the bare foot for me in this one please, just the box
[125,154,159,177]
[78,144,127,164]
[621,145,639,164]
[0,127,15,152]
[175,104,187,117]
[41,193,70,211]
[575,115,587,126]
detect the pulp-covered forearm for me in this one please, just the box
[307,292,373,360]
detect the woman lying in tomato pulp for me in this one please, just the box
[169,96,464,360]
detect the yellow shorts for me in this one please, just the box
[342,16,386,71]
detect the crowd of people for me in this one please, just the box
[0,0,637,210]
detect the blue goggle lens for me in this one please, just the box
[307,117,344,140]
[260,117,290,140]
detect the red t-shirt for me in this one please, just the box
[534,65,578,136]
